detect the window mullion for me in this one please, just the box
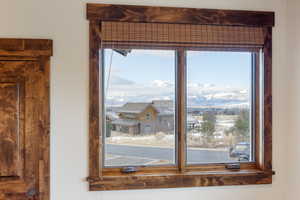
[252,52,260,164]
[176,49,187,171]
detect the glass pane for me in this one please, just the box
[186,51,253,164]
[103,49,176,167]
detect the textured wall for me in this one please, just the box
[0,0,288,200]
[286,0,300,200]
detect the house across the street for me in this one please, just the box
[110,100,174,135]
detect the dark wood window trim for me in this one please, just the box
[87,3,274,191]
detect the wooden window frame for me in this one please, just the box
[87,3,274,191]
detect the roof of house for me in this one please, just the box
[118,102,157,114]
[117,100,174,116]
[152,100,174,116]
[111,119,139,126]
[152,100,173,107]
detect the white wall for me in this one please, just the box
[286,0,300,200]
[0,0,289,200]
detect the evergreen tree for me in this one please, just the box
[200,112,216,141]
[226,109,250,141]
[234,110,249,138]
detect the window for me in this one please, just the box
[87,3,274,191]
[186,51,253,164]
[103,49,176,167]
[145,113,152,120]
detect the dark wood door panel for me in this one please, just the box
[0,191,37,200]
[0,38,51,200]
[0,61,40,197]
[0,79,24,177]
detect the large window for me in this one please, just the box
[103,49,176,167]
[87,3,274,191]
[103,49,256,168]
[186,51,253,164]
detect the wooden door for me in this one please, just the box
[0,39,52,200]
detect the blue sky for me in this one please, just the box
[104,49,251,89]
[187,51,251,88]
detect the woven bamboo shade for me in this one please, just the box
[100,21,265,48]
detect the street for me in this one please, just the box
[105,144,235,166]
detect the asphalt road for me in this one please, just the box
[105,144,235,166]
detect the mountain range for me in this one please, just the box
[105,76,250,108]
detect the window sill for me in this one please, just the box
[88,169,273,191]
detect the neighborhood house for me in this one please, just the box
[109,100,175,135]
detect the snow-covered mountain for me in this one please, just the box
[105,77,250,108]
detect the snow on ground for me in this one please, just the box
[106,132,175,148]
[106,115,238,149]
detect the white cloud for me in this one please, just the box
[151,80,174,88]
